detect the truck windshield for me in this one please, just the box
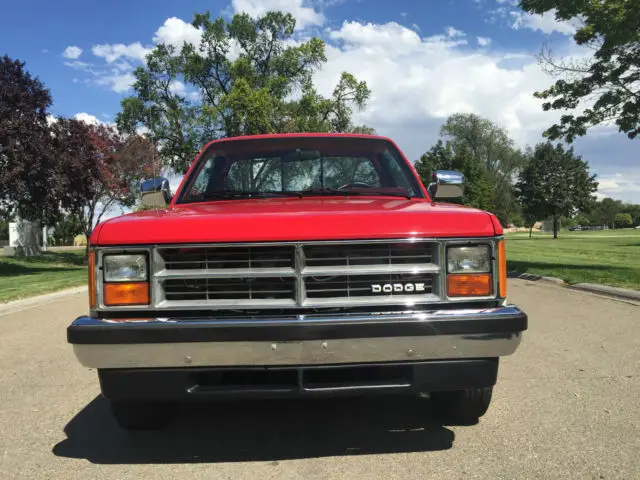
[177,137,424,203]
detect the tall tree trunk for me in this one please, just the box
[553,214,558,239]
[529,224,533,238]
[15,218,41,256]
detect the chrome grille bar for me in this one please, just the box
[153,239,442,310]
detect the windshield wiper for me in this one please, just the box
[193,190,302,200]
[300,188,413,200]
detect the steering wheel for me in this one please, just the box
[338,181,373,190]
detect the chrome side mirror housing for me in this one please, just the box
[427,170,464,200]
[141,177,172,208]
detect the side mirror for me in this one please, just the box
[141,177,172,209]
[427,170,464,200]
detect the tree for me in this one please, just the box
[614,212,633,229]
[117,11,371,173]
[520,0,640,142]
[523,208,541,238]
[0,56,57,225]
[416,114,525,224]
[51,213,84,246]
[602,197,625,228]
[574,213,591,226]
[414,139,494,211]
[622,203,640,226]
[349,125,377,134]
[516,142,598,239]
[79,126,158,243]
[0,218,8,244]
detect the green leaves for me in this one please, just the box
[516,142,598,238]
[415,114,525,224]
[117,10,370,173]
[520,0,640,141]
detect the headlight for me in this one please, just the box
[103,254,148,282]
[447,246,491,273]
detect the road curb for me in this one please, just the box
[0,285,87,316]
[568,283,640,302]
[508,271,566,286]
[509,271,640,303]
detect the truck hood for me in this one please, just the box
[93,197,497,245]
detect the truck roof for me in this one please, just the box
[201,132,393,148]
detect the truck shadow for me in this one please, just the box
[53,395,455,464]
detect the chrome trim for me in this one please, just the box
[95,247,155,313]
[73,333,521,369]
[77,305,524,326]
[92,237,503,312]
[155,267,296,279]
[301,264,440,276]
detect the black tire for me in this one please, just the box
[110,400,176,430]
[430,387,493,424]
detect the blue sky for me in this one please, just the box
[2,0,638,203]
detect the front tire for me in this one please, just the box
[110,400,176,430]
[431,387,493,424]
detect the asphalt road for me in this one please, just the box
[0,280,638,479]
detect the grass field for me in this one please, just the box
[0,250,87,303]
[506,229,640,290]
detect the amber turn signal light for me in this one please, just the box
[88,251,96,309]
[104,282,150,306]
[498,239,507,298]
[447,273,492,297]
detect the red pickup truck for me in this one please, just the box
[67,133,527,430]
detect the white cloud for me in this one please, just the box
[510,9,576,35]
[92,42,152,63]
[63,46,83,59]
[596,171,640,204]
[477,36,492,46]
[231,0,324,30]
[74,112,102,125]
[95,72,136,93]
[64,60,92,71]
[136,125,151,136]
[169,80,186,95]
[400,12,407,17]
[316,21,572,150]
[330,21,422,53]
[308,20,640,202]
[446,26,465,38]
[153,17,203,48]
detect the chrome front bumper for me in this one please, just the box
[68,306,527,369]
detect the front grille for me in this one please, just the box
[154,241,441,309]
[304,243,432,267]
[164,277,296,301]
[159,246,294,271]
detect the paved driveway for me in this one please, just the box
[0,280,638,479]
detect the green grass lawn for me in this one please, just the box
[505,229,640,290]
[0,250,87,303]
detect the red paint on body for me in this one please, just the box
[93,197,496,245]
